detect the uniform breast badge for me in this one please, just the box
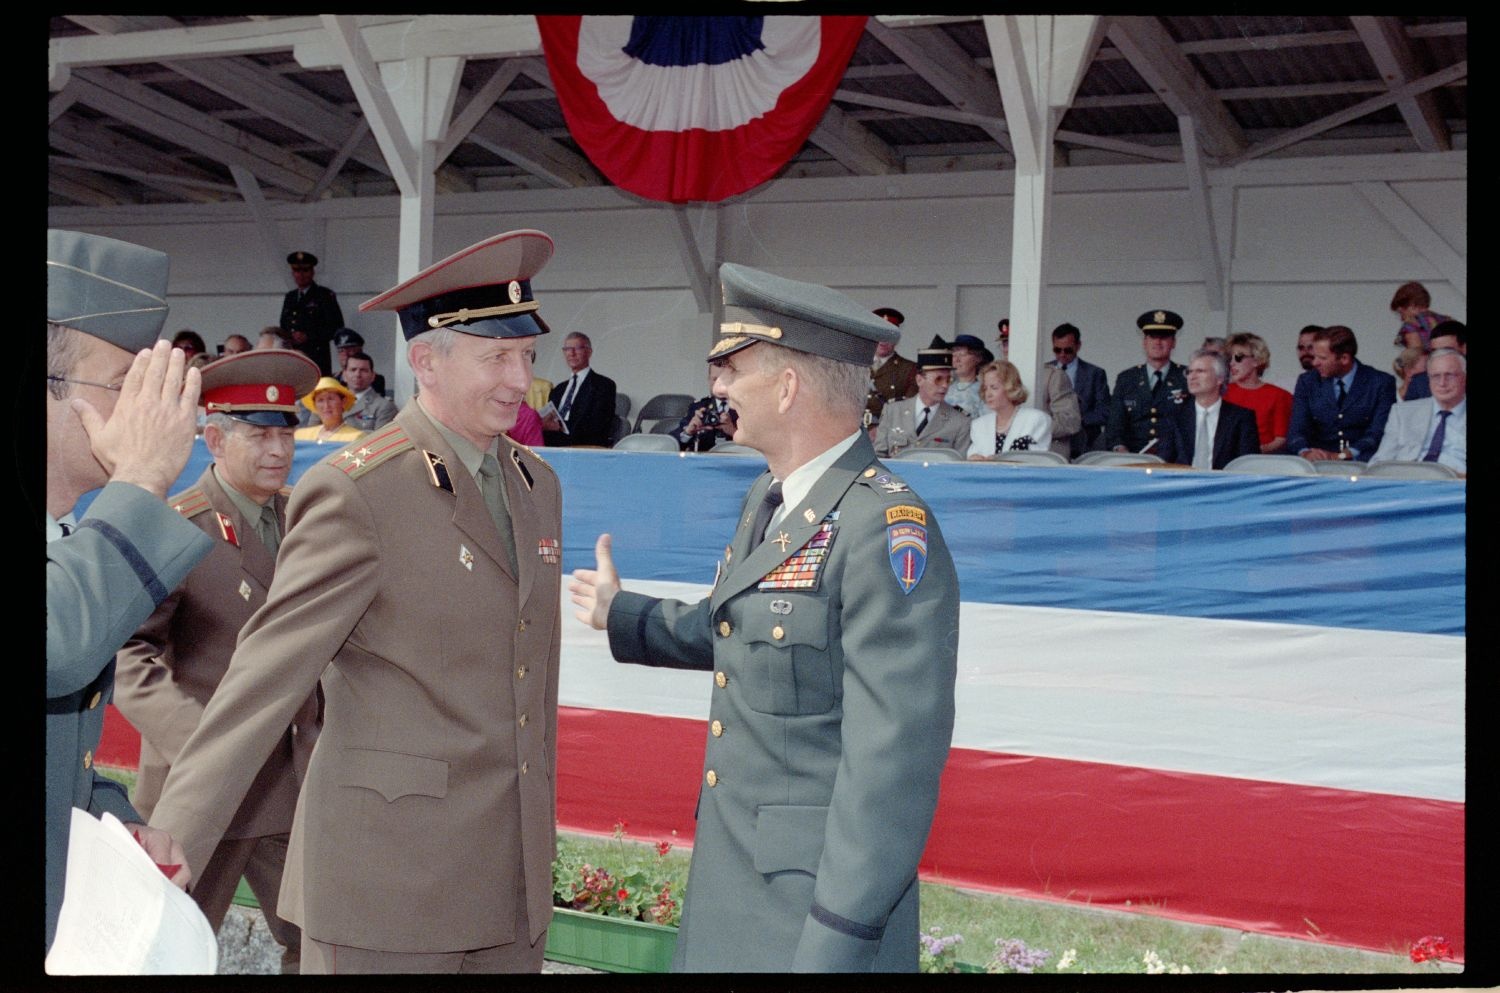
[459,544,474,570]
[757,522,837,590]
[238,579,252,601]
[538,538,560,564]
[886,505,929,595]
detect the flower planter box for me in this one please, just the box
[545,907,677,973]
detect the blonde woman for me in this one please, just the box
[967,360,1052,459]
[295,376,365,444]
[1223,332,1293,453]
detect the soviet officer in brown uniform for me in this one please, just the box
[148,230,564,974]
[114,348,321,972]
[863,306,918,430]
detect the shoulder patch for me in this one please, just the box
[169,486,211,519]
[885,504,927,526]
[326,425,413,479]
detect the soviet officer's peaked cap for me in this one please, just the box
[873,306,905,326]
[287,251,318,267]
[332,328,365,349]
[360,230,554,342]
[711,263,899,366]
[48,229,171,351]
[1137,309,1184,336]
[200,349,321,428]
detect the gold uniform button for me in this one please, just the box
[521,761,529,775]
[715,671,728,688]
[519,714,528,727]
[518,619,527,632]
[88,691,101,710]
[863,468,876,478]
[711,720,723,737]
[83,750,92,770]
[718,620,732,637]
[517,666,526,679]
[705,770,718,787]
[772,625,784,640]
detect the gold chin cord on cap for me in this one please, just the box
[720,321,782,340]
[426,300,539,330]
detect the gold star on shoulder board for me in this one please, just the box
[336,450,355,462]
[358,446,372,457]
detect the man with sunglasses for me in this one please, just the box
[278,251,344,377]
[1045,323,1111,458]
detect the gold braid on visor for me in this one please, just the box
[426,299,539,329]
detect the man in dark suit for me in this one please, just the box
[571,263,958,972]
[542,331,618,447]
[1046,322,1111,458]
[1105,309,1190,454]
[278,251,343,376]
[1157,350,1260,469]
[1287,325,1397,462]
[673,365,737,451]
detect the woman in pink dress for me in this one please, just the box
[507,400,545,447]
[1223,332,1293,453]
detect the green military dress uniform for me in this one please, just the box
[1104,361,1189,453]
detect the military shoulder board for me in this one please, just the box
[169,486,212,520]
[328,425,412,479]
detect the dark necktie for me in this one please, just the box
[58,522,72,536]
[478,453,518,571]
[1151,369,1163,392]
[1422,410,1451,463]
[559,375,579,420]
[749,480,783,550]
[1335,378,1347,408]
[916,406,931,435]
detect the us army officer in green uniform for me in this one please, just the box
[1105,309,1190,454]
[572,263,960,972]
[45,230,212,952]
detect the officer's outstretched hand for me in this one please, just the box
[73,339,202,500]
[570,533,620,630]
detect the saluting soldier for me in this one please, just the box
[1105,309,1190,454]
[571,263,960,972]
[114,348,321,973]
[45,230,210,953]
[278,251,343,376]
[148,231,564,974]
[863,306,918,427]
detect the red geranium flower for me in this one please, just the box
[617,888,630,901]
[656,841,672,857]
[1410,935,1453,963]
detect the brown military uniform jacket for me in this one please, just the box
[148,402,562,953]
[114,468,317,839]
[864,352,919,423]
[1037,364,1083,458]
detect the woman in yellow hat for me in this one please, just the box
[296,376,366,444]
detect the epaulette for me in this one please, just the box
[169,486,212,519]
[856,464,918,500]
[326,425,413,479]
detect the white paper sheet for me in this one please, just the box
[46,809,217,975]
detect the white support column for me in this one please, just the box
[227,164,290,288]
[984,15,1099,391]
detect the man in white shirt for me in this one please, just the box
[1370,349,1466,473]
[541,332,618,447]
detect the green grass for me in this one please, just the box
[96,764,137,796]
[560,831,1457,975]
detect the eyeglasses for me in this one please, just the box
[1230,353,1253,363]
[47,375,122,392]
[1052,346,1076,356]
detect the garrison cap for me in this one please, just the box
[873,306,905,326]
[47,229,170,350]
[200,348,320,427]
[1137,309,1183,336]
[710,263,899,365]
[332,327,365,349]
[287,251,318,267]
[360,230,554,342]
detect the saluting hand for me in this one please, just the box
[569,533,620,631]
[72,339,202,500]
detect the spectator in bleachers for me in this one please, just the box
[526,375,554,413]
[1370,349,1465,473]
[996,318,1080,459]
[674,365,737,452]
[509,401,545,447]
[875,344,969,457]
[1224,331,1293,453]
[222,333,251,356]
[1287,326,1396,462]
[967,359,1052,459]
[1047,322,1111,458]
[332,328,387,396]
[295,376,365,444]
[256,326,282,350]
[938,333,991,419]
[542,332,618,447]
[342,352,399,432]
[1296,325,1322,372]
[1106,310,1189,455]
[1403,320,1465,402]
[864,307,918,429]
[1200,336,1227,357]
[1158,349,1259,469]
[1393,345,1427,400]
[172,329,207,362]
[1390,280,1453,350]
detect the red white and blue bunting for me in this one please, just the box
[537,16,868,204]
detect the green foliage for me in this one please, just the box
[552,825,688,929]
